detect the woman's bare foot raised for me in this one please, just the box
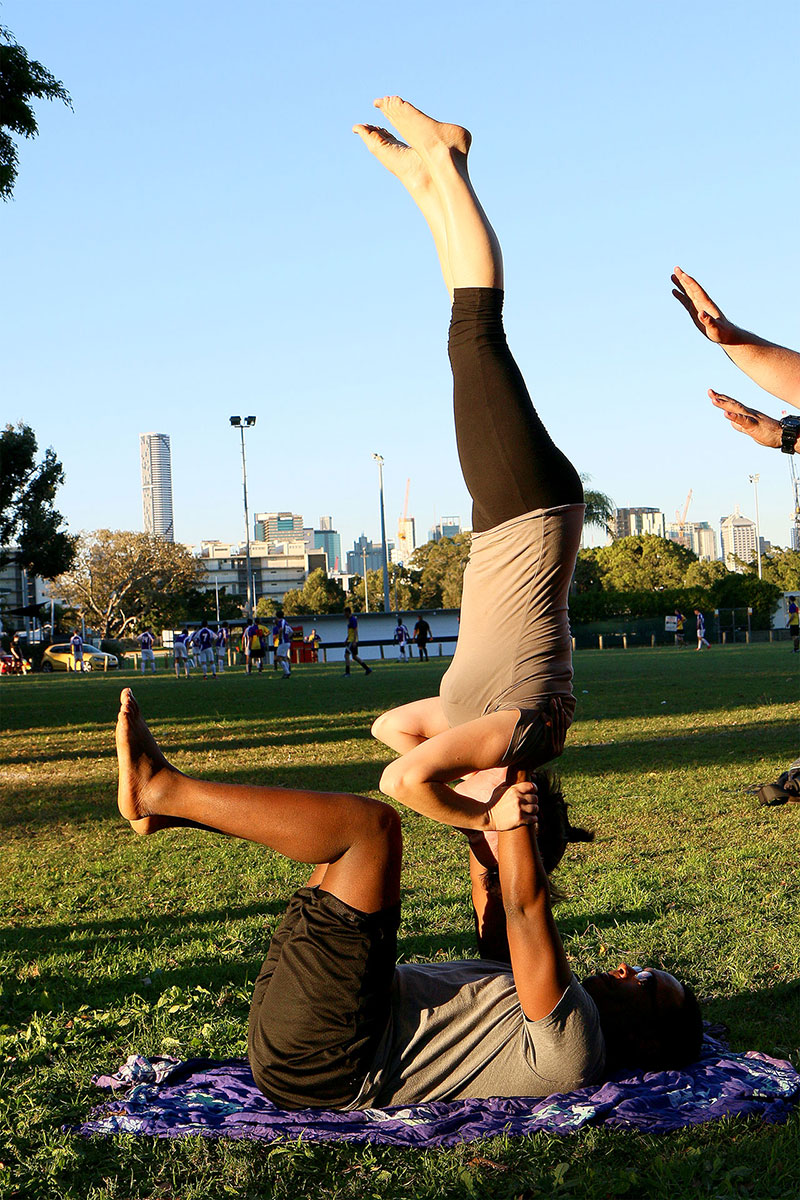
[352,125,434,197]
[116,688,177,834]
[373,96,471,163]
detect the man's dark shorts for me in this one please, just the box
[248,887,399,1109]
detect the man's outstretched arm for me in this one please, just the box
[498,818,573,1022]
[672,267,800,409]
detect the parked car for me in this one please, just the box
[41,643,119,672]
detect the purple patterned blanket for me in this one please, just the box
[72,1035,800,1147]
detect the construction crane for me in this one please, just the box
[403,477,410,523]
[674,489,693,547]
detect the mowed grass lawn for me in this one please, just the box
[1,644,799,1200]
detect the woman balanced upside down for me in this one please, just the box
[354,97,584,829]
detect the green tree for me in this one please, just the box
[708,571,781,628]
[579,473,614,537]
[594,534,697,591]
[683,558,730,588]
[758,547,800,591]
[282,568,346,615]
[1,26,72,200]
[571,548,604,594]
[255,595,279,620]
[0,423,77,578]
[54,530,205,638]
[410,534,472,608]
[346,564,422,614]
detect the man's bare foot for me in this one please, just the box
[352,124,434,195]
[115,688,176,834]
[373,96,471,162]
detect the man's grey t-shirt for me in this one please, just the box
[351,962,605,1109]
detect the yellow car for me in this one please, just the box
[41,643,119,672]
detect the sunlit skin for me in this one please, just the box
[582,963,685,1025]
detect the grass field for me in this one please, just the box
[1,645,799,1199]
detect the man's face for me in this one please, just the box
[583,962,685,1023]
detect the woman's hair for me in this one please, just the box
[530,769,594,878]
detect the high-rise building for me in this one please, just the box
[346,535,394,575]
[613,507,665,539]
[140,433,174,541]
[396,516,416,564]
[312,516,342,573]
[719,507,757,571]
[429,517,462,543]
[254,512,305,544]
[687,521,718,561]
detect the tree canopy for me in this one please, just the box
[55,530,206,638]
[409,534,472,608]
[592,534,697,591]
[1,25,72,200]
[281,568,346,615]
[0,423,77,579]
[579,474,614,537]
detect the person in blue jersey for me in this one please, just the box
[173,629,191,679]
[215,624,229,674]
[194,620,217,680]
[70,630,85,674]
[273,610,293,679]
[138,628,156,674]
[393,616,411,662]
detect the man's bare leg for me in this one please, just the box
[115,689,400,912]
[370,96,503,291]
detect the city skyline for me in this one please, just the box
[6,3,800,565]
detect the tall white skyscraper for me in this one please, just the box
[719,506,756,571]
[140,433,174,541]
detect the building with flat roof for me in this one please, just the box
[196,540,328,606]
[140,433,174,541]
[253,512,305,544]
[613,507,665,539]
[719,507,757,571]
[429,517,462,543]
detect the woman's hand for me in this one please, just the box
[486,779,538,832]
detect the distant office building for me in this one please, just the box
[140,433,174,541]
[429,517,462,543]
[254,511,304,544]
[312,517,342,573]
[396,516,416,564]
[196,540,327,605]
[666,520,719,561]
[346,534,394,575]
[687,521,718,561]
[613,507,665,540]
[719,507,757,571]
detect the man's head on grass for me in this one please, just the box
[582,964,703,1071]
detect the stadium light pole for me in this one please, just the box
[372,453,391,612]
[230,416,257,616]
[749,472,763,580]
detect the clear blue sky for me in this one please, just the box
[5,0,800,558]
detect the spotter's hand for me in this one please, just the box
[486,780,538,832]
[709,390,783,449]
[672,267,740,345]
